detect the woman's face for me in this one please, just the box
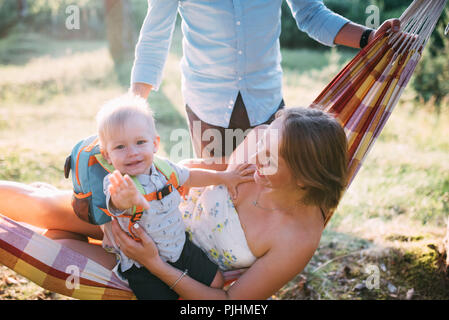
[252,117,297,189]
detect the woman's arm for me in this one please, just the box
[111,219,318,300]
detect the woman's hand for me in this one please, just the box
[111,218,161,268]
[222,163,255,200]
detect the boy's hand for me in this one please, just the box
[108,170,150,214]
[221,163,255,200]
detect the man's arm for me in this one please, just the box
[130,0,179,98]
[287,0,401,49]
[286,0,350,47]
[334,19,401,49]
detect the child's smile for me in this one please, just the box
[102,115,159,176]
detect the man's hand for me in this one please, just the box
[334,19,402,49]
[368,18,401,44]
[108,170,150,213]
[130,82,153,100]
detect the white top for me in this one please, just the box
[180,185,257,271]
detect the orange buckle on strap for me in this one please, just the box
[156,184,173,200]
[130,212,143,223]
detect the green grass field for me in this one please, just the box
[1,26,449,300]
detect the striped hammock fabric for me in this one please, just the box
[317,0,448,225]
[0,0,446,299]
[0,214,245,300]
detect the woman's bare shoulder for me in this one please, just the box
[271,212,322,260]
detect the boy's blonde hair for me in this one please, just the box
[96,93,157,148]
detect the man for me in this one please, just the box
[130,0,400,161]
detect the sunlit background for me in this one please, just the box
[0,0,448,300]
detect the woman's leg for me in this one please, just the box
[0,181,103,239]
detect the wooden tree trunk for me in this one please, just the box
[16,0,28,18]
[103,0,136,67]
[0,0,28,38]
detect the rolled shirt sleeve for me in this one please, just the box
[287,0,350,47]
[130,0,179,91]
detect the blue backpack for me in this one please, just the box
[64,135,183,226]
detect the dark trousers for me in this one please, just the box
[120,236,218,300]
[186,92,284,158]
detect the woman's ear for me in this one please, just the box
[296,180,307,190]
[153,136,161,154]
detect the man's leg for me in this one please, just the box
[185,93,251,163]
[185,93,285,163]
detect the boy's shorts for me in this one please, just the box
[120,234,219,300]
[186,92,285,158]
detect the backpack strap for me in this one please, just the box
[153,156,186,198]
[153,156,181,189]
[95,154,182,192]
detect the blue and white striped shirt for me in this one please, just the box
[131,0,349,127]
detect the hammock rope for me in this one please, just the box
[1,0,447,299]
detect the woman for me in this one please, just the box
[0,107,348,299]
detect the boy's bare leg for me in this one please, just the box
[0,181,103,239]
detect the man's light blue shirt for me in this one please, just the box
[131,0,349,127]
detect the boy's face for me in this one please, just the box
[102,115,159,176]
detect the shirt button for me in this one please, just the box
[238,77,242,81]
[236,21,241,26]
[229,100,234,104]
[238,50,243,55]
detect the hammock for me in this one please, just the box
[0,0,446,300]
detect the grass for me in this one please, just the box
[1,24,449,300]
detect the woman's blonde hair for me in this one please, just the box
[96,93,156,147]
[276,107,348,213]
